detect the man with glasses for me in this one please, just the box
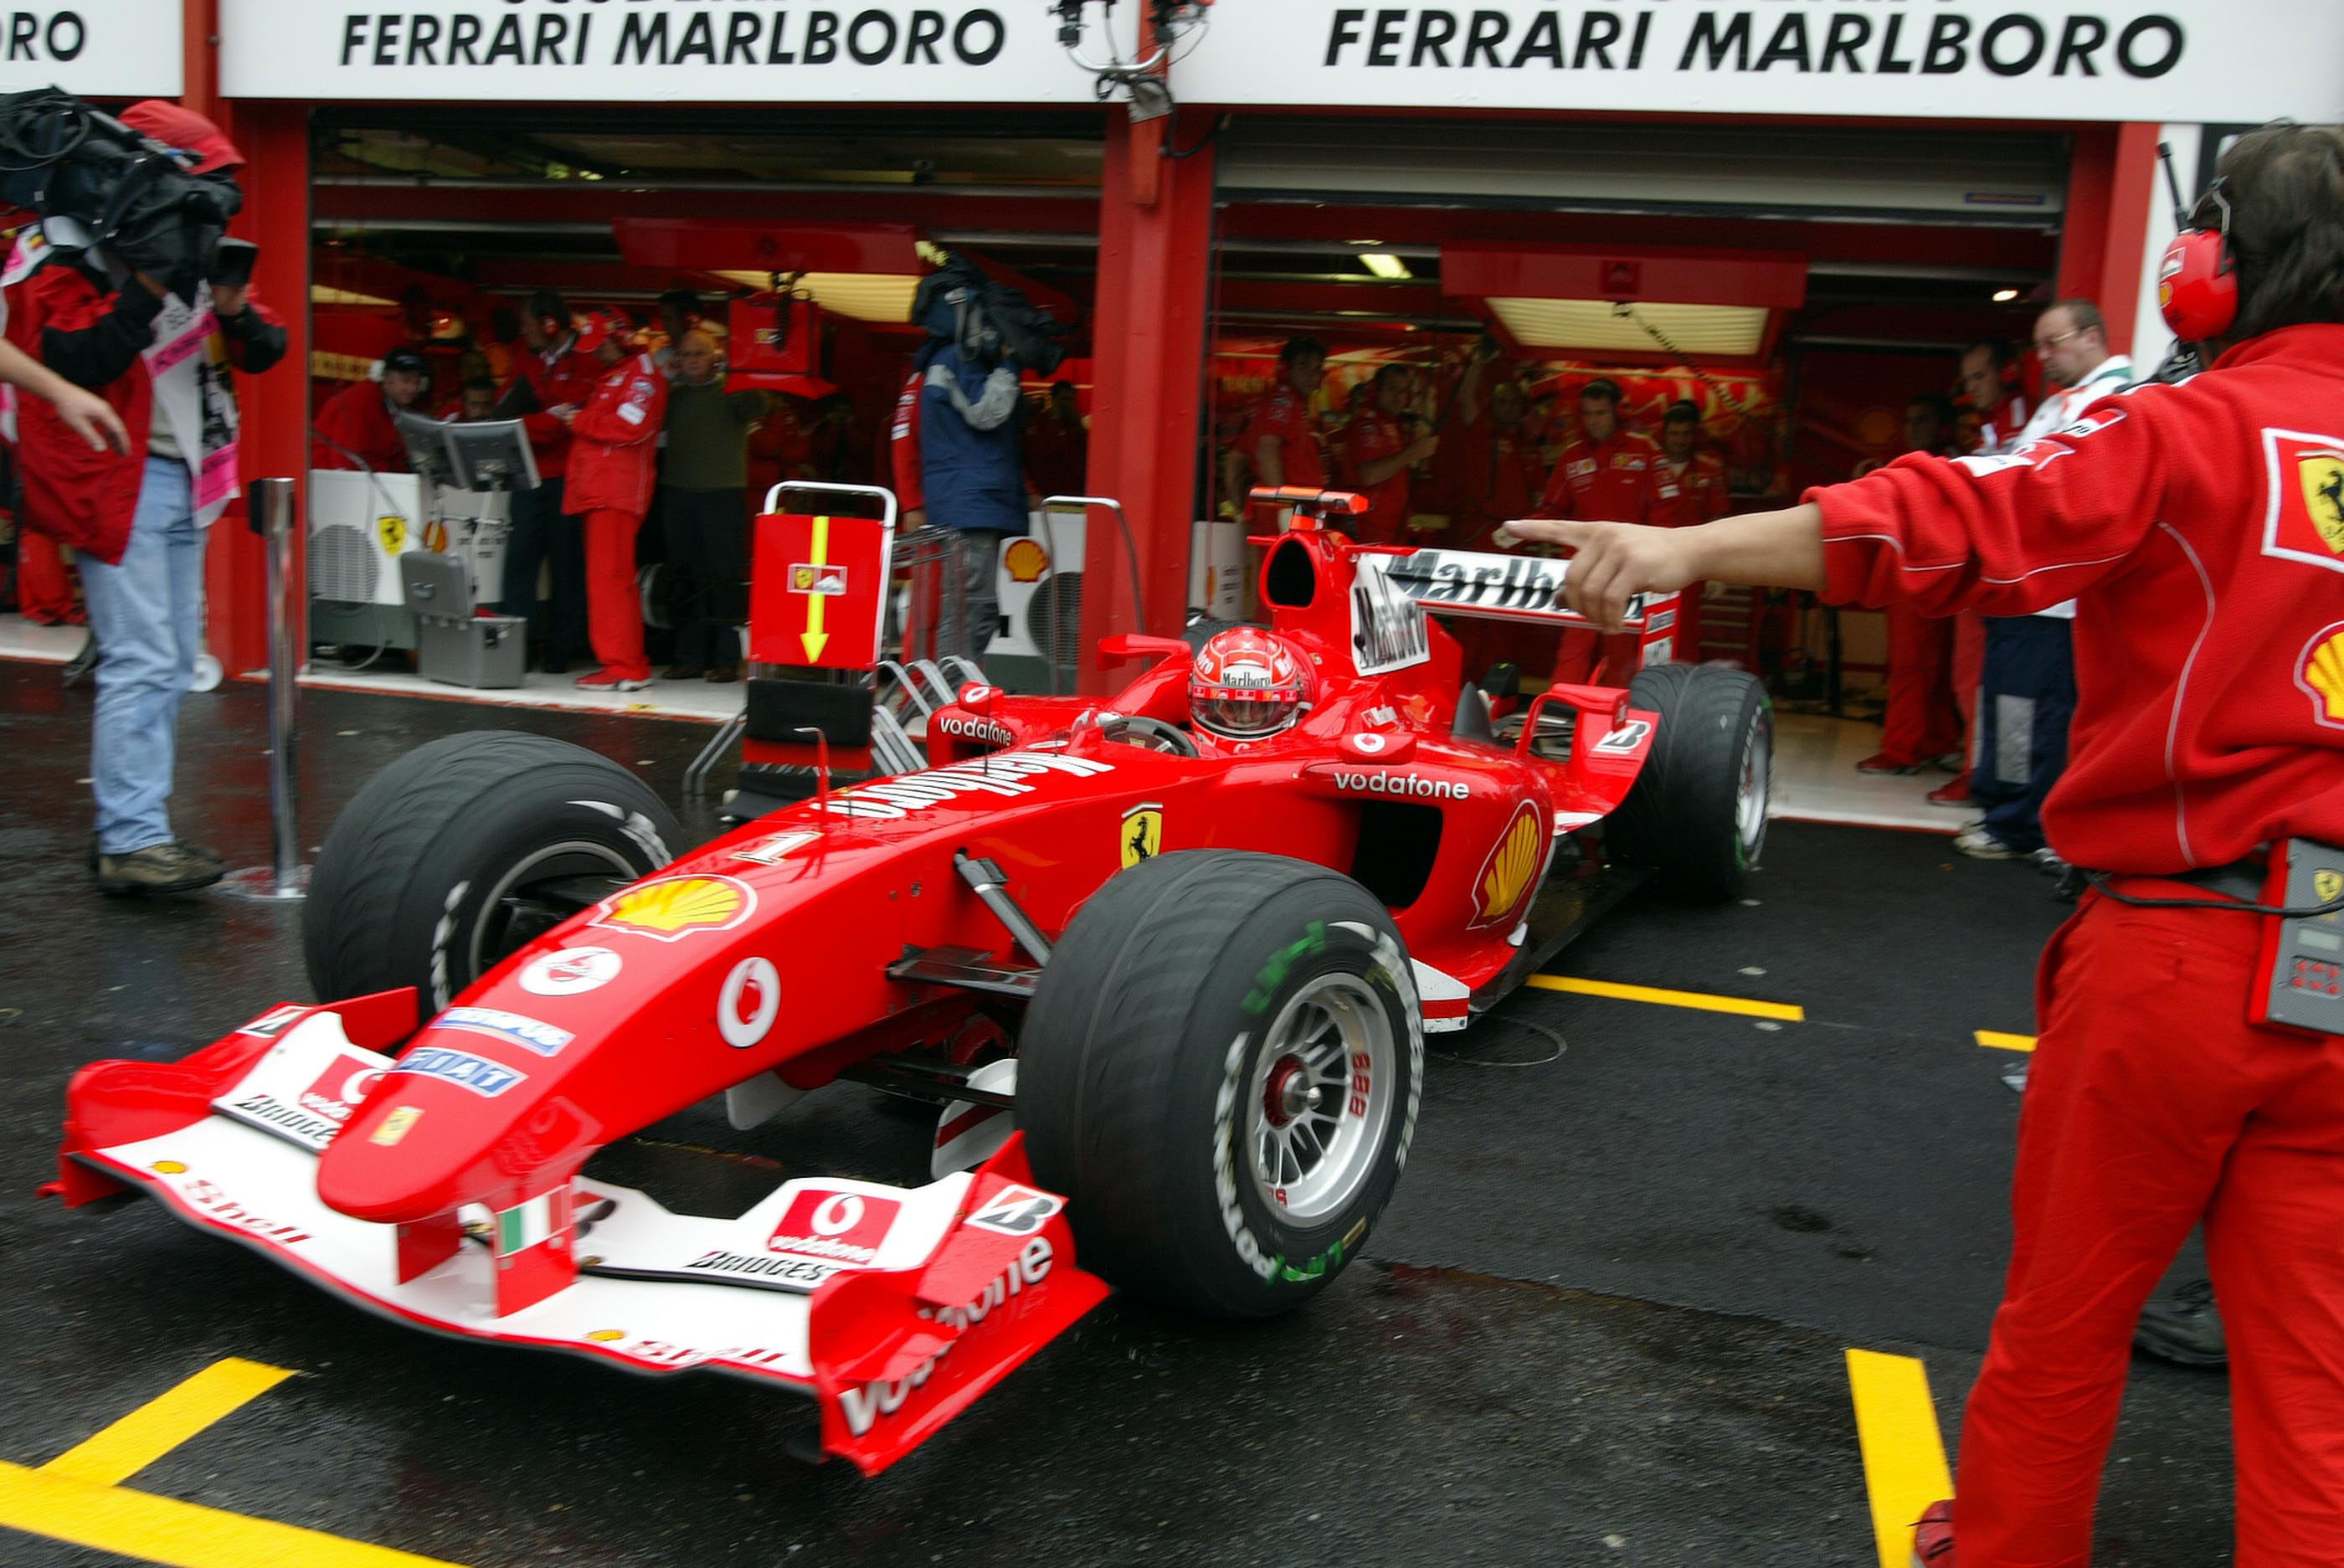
[1953,301,2133,864]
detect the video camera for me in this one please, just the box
[0,87,242,301]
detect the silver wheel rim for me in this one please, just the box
[1735,710,1772,863]
[1245,972,1396,1223]
[468,839,638,981]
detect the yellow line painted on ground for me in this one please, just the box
[1846,1349,1954,1568]
[1974,1030,2038,1053]
[43,1359,295,1488]
[1526,974,1806,1022]
[0,1461,470,1568]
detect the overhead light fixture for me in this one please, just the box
[1360,252,1412,281]
[1992,288,2021,302]
[711,269,921,323]
[1484,298,1769,356]
[311,285,398,308]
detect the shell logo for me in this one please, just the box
[2300,622,2344,729]
[1002,537,1051,583]
[590,874,758,943]
[1473,805,1545,927]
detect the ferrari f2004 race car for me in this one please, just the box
[49,490,1771,1474]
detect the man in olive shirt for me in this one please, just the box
[660,332,769,681]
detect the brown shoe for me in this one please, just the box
[702,663,742,682]
[662,664,706,681]
[95,841,226,896]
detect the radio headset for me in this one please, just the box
[2156,141,2238,342]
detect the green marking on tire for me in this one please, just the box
[1244,922,1327,1016]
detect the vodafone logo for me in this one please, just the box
[297,1054,387,1125]
[519,946,623,997]
[1352,733,1386,753]
[718,956,781,1049]
[767,1187,902,1263]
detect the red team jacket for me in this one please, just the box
[1344,408,1415,544]
[1813,323,2344,873]
[563,352,667,517]
[1245,383,1326,491]
[514,338,604,481]
[1650,450,1730,529]
[13,268,285,563]
[311,379,408,474]
[1537,429,1661,523]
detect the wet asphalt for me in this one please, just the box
[0,661,2233,1565]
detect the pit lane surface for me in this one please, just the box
[0,664,2233,1565]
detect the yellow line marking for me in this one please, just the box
[43,1359,295,1488]
[0,1460,470,1568]
[1526,973,1806,1021]
[1846,1349,1953,1568]
[1974,1030,2037,1052]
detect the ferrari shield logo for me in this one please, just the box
[2301,454,2344,554]
[2262,432,2344,573]
[1120,804,1162,869]
[378,514,409,555]
[2317,870,2343,905]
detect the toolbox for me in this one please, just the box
[401,551,527,689]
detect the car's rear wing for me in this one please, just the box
[1354,545,1683,662]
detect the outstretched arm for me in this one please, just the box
[1507,507,1826,630]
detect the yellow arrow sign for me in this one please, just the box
[802,512,830,662]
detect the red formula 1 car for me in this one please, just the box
[49,491,1770,1474]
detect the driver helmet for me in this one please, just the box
[1190,627,1313,740]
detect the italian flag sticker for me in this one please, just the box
[496,1194,559,1257]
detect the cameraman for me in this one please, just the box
[1514,124,2344,1566]
[16,100,285,896]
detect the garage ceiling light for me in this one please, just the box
[1485,298,1769,356]
[1992,288,2021,302]
[1359,252,1412,280]
[711,270,921,324]
[311,285,398,308]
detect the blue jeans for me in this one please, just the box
[77,456,203,855]
[1971,614,2075,854]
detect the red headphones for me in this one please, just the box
[2158,177,2236,342]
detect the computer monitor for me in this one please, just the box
[393,408,459,487]
[442,418,541,494]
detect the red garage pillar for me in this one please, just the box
[1077,108,1216,691]
[2055,122,2161,357]
[203,102,311,677]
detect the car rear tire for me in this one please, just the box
[304,732,682,1023]
[1607,663,1772,902]
[1017,851,1425,1318]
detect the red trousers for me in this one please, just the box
[1879,603,1961,764]
[16,529,80,622]
[583,507,650,681]
[1955,889,2344,1567]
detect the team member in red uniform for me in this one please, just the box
[560,311,666,691]
[1855,393,1965,774]
[1514,123,2344,1568]
[1447,348,1546,549]
[1529,378,1658,681]
[1343,363,1439,545]
[1244,336,1328,522]
[499,290,604,672]
[311,347,428,473]
[1647,400,1730,660]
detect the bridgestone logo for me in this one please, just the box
[686,1250,841,1290]
[1333,770,1468,800]
[233,1093,340,1149]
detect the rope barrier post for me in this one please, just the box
[223,476,310,902]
